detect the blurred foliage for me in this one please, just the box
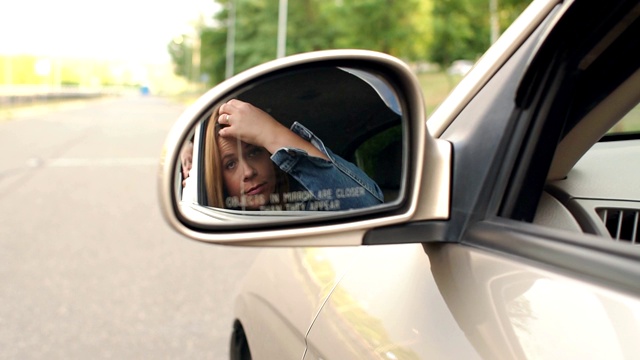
[169,0,529,87]
[171,0,432,85]
[431,0,529,68]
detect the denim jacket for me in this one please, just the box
[270,122,384,211]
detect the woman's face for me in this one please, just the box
[217,136,277,209]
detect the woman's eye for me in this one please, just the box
[225,160,237,170]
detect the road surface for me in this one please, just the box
[0,96,262,359]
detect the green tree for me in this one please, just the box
[430,0,530,70]
[169,0,434,87]
[199,26,228,85]
[327,0,432,61]
[168,35,193,80]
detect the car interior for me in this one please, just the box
[533,69,640,242]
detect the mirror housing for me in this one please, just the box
[159,50,451,246]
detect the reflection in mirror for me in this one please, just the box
[176,128,195,203]
[178,66,404,217]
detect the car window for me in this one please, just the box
[505,0,640,243]
[354,125,402,202]
[536,101,640,241]
[606,103,640,137]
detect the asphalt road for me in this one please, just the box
[0,96,261,359]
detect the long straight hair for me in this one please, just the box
[203,111,225,207]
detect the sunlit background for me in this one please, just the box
[0,0,217,95]
[1,0,530,109]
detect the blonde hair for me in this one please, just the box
[203,110,226,207]
[203,108,290,209]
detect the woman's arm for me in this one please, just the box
[217,99,329,161]
[271,122,384,210]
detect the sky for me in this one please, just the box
[0,0,219,64]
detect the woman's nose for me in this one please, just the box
[241,161,257,180]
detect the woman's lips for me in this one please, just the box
[245,183,266,196]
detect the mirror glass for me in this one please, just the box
[176,65,405,223]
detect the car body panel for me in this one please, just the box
[238,240,640,360]
[234,247,363,359]
[302,244,480,360]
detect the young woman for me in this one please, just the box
[203,99,383,211]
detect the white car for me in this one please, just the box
[447,60,474,76]
[159,0,640,358]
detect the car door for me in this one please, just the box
[303,0,640,359]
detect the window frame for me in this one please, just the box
[460,0,640,296]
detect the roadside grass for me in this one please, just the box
[416,71,464,116]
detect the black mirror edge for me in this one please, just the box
[158,49,451,247]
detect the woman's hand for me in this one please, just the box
[218,99,328,160]
[217,99,285,150]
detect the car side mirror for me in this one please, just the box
[159,50,452,246]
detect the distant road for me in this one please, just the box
[0,96,262,359]
[0,85,126,107]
